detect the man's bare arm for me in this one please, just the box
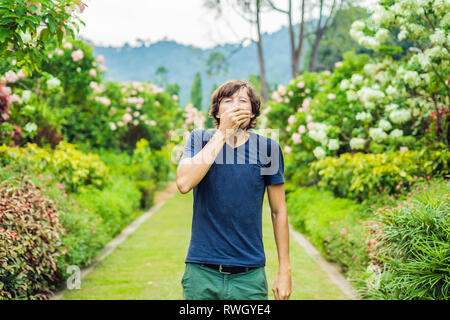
[176,129,226,194]
[267,183,292,300]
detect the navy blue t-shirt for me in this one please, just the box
[179,128,285,267]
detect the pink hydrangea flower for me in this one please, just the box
[123,113,132,123]
[288,115,296,125]
[292,133,301,145]
[71,49,84,62]
[63,41,73,50]
[298,125,306,134]
[5,70,18,83]
[307,122,316,130]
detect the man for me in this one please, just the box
[176,80,291,300]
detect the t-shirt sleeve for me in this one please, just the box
[179,128,203,161]
[264,143,285,186]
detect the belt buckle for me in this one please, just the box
[219,264,231,274]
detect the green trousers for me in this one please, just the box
[181,262,268,300]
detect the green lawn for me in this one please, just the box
[62,190,348,300]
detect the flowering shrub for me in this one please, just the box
[310,143,449,201]
[265,0,449,172]
[0,176,65,300]
[359,179,450,300]
[101,80,183,151]
[0,141,109,192]
[1,36,184,151]
[0,0,84,72]
[182,103,206,131]
[349,0,450,147]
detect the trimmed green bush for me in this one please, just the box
[287,186,370,276]
[310,143,449,201]
[0,142,109,192]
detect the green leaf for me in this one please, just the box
[47,15,56,34]
[39,27,49,43]
[56,28,63,44]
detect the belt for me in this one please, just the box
[199,263,258,274]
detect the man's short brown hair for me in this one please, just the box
[209,80,261,130]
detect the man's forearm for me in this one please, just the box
[271,208,291,271]
[176,129,226,193]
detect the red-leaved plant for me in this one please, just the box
[0,176,65,300]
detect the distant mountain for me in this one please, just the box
[90,25,310,110]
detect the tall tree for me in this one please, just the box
[155,65,168,88]
[203,0,269,103]
[206,52,229,78]
[308,0,346,72]
[316,5,368,70]
[190,72,203,110]
[266,0,307,78]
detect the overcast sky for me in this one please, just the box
[78,0,374,49]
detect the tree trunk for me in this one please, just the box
[308,29,322,72]
[292,0,305,77]
[256,0,268,103]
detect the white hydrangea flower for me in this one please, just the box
[328,139,339,151]
[350,29,365,42]
[356,112,373,122]
[370,4,394,26]
[375,28,390,42]
[22,90,32,102]
[407,23,426,37]
[385,103,399,112]
[374,71,389,85]
[308,129,328,144]
[379,119,392,131]
[346,90,358,101]
[351,74,364,86]
[390,129,403,138]
[369,127,387,142]
[385,85,398,98]
[397,67,422,87]
[390,2,403,16]
[357,87,385,107]
[433,0,450,16]
[351,21,365,31]
[366,102,377,109]
[340,79,350,90]
[440,12,450,28]
[24,122,37,133]
[389,109,411,124]
[313,147,326,159]
[424,46,448,60]
[359,36,379,49]
[47,77,61,90]
[416,52,432,70]
[430,29,446,45]
[363,64,378,74]
[398,28,408,41]
[350,137,366,150]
